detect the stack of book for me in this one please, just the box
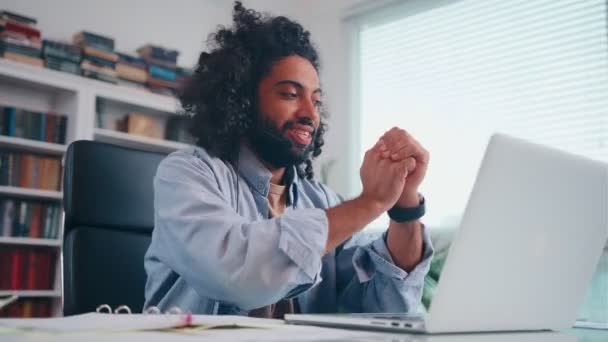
[1,105,68,144]
[73,31,118,84]
[0,245,56,317]
[0,150,63,191]
[42,39,81,75]
[0,199,61,239]
[116,52,148,89]
[0,11,42,67]
[137,44,179,96]
[0,246,56,291]
[0,298,52,318]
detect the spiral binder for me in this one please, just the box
[95,304,193,326]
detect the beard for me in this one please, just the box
[248,115,317,169]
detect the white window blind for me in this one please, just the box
[357,0,608,229]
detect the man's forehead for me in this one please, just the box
[267,56,320,90]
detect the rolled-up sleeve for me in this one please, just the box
[336,227,434,313]
[316,183,434,313]
[151,153,327,310]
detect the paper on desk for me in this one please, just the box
[0,313,283,333]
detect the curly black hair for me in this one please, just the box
[180,1,327,179]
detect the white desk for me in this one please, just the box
[0,324,604,342]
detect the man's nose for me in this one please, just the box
[296,98,319,126]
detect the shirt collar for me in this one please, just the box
[237,144,300,200]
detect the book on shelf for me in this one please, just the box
[116,113,163,139]
[148,64,176,82]
[137,44,179,65]
[117,52,146,69]
[1,105,68,144]
[82,46,119,63]
[0,11,37,26]
[0,34,41,50]
[82,54,117,69]
[1,298,52,318]
[42,39,81,63]
[1,52,43,67]
[0,39,41,56]
[0,151,63,191]
[0,199,61,239]
[45,56,80,75]
[1,21,40,40]
[80,58,118,85]
[73,31,114,52]
[116,64,148,83]
[0,246,56,291]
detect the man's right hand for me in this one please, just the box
[359,140,410,213]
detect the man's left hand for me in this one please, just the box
[377,127,430,208]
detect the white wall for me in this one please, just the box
[0,0,295,67]
[2,0,368,195]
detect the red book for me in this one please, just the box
[9,248,24,289]
[3,21,40,39]
[0,248,7,289]
[25,249,42,289]
[38,250,55,289]
[28,204,42,238]
[45,113,55,143]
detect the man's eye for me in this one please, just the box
[281,92,297,98]
[314,100,323,107]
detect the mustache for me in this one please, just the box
[255,118,317,142]
[283,119,317,135]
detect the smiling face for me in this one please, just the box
[248,55,323,169]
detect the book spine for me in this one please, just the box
[4,22,41,39]
[149,65,177,81]
[0,11,37,25]
[9,248,24,289]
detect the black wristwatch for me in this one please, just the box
[387,194,425,222]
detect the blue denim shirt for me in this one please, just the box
[144,145,433,314]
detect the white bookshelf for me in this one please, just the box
[0,290,62,298]
[0,136,67,156]
[94,82,179,114]
[0,186,63,201]
[0,57,82,93]
[0,57,189,316]
[0,237,61,247]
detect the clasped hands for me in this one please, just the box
[359,127,429,213]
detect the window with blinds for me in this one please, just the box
[356,0,608,229]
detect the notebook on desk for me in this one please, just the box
[0,307,284,333]
[286,133,608,334]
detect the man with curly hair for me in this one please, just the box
[144,2,433,317]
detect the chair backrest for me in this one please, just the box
[62,140,166,315]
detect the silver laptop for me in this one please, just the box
[286,133,608,333]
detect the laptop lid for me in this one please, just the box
[426,133,608,333]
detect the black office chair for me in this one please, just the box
[62,140,166,315]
